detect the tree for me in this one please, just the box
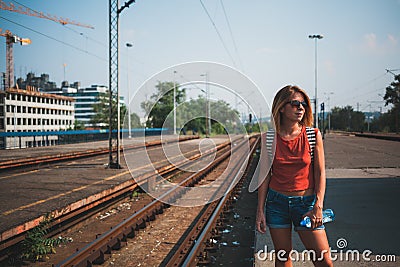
[330,106,365,132]
[90,93,130,129]
[73,120,85,130]
[140,83,242,135]
[370,111,394,133]
[180,96,207,134]
[122,112,142,129]
[383,74,400,133]
[141,81,186,129]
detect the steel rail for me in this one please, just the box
[0,136,230,254]
[0,136,199,171]
[166,135,260,266]
[56,136,253,267]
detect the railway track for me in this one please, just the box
[0,136,199,171]
[164,135,260,266]
[54,135,259,267]
[0,136,202,251]
[0,135,245,265]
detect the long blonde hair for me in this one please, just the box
[271,85,313,133]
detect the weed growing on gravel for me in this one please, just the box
[20,214,68,261]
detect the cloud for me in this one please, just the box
[364,33,377,49]
[361,33,398,54]
[387,34,398,46]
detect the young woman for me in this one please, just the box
[256,85,333,267]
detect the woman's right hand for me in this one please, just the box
[256,209,267,233]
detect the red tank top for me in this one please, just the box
[269,126,315,191]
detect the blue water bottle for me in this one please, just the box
[300,209,335,228]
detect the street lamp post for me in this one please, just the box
[173,70,177,135]
[324,92,334,133]
[200,73,210,137]
[308,34,323,129]
[126,42,133,138]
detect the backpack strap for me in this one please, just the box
[266,129,275,160]
[266,127,316,162]
[306,127,316,162]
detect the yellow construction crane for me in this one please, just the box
[0,0,94,29]
[0,0,94,89]
[0,29,30,89]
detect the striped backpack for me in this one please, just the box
[266,127,316,163]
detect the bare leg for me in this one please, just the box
[297,229,333,267]
[269,228,293,267]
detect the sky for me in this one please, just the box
[1,0,399,118]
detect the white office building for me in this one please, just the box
[0,88,75,149]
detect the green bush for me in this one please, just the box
[20,214,68,261]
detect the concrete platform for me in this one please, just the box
[254,171,400,266]
[254,132,400,266]
[0,135,198,164]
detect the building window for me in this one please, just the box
[6,105,10,112]
[17,118,21,125]
[17,106,21,113]
[23,106,26,113]
[0,118,4,130]
[7,117,10,125]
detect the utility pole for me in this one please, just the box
[126,42,133,138]
[386,69,400,76]
[309,34,323,129]
[108,0,136,169]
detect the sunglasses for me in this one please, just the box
[287,100,308,107]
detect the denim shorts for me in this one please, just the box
[266,188,325,231]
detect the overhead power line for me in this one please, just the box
[219,0,243,71]
[9,0,106,48]
[199,0,237,68]
[386,68,400,76]
[0,16,107,62]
